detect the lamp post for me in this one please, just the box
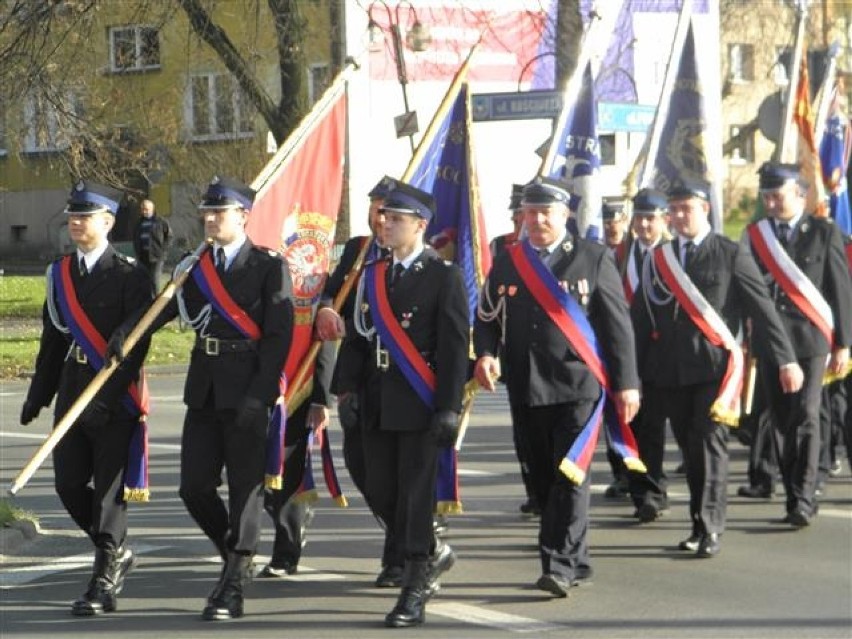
[368,0,431,153]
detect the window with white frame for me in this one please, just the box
[728,43,754,83]
[109,25,160,72]
[187,73,254,141]
[308,63,330,105]
[23,93,75,152]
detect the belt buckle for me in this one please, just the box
[377,348,389,371]
[74,346,87,365]
[205,337,220,356]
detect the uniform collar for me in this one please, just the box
[214,234,247,268]
[77,241,109,272]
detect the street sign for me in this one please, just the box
[394,111,419,138]
[597,103,656,133]
[472,90,562,122]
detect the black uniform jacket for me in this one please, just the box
[26,246,153,418]
[335,247,469,431]
[155,241,293,410]
[631,234,795,388]
[474,238,639,406]
[746,215,852,359]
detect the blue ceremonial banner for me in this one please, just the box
[543,62,602,242]
[407,83,491,324]
[646,22,720,228]
[819,88,852,235]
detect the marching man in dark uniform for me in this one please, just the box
[336,181,469,627]
[114,176,294,619]
[744,163,852,527]
[474,178,641,597]
[489,183,525,260]
[314,175,407,586]
[632,180,802,557]
[20,180,153,616]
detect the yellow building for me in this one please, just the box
[0,1,337,259]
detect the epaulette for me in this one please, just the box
[116,252,137,264]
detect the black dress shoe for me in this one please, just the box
[519,499,541,518]
[737,485,773,499]
[375,564,404,588]
[678,534,702,552]
[257,561,297,577]
[425,543,455,597]
[535,573,570,598]
[202,552,251,621]
[571,566,594,588]
[787,510,812,528]
[634,503,667,523]
[385,587,426,627]
[604,478,629,499]
[696,533,720,558]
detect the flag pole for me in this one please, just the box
[775,0,810,163]
[402,42,480,182]
[636,0,694,189]
[539,0,625,176]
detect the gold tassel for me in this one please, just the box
[709,402,740,428]
[334,495,349,508]
[623,457,647,474]
[264,474,283,490]
[123,488,150,503]
[435,501,463,515]
[558,459,585,486]
[823,362,852,386]
[292,489,319,505]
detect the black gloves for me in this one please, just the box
[105,327,129,362]
[236,396,269,430]
[20,400,41,426]
[431,410,460,448]
[337,393,360,432]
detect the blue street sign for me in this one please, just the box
[472,91,657,134]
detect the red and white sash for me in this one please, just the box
[653,243,743,426]
[747,219,834,347]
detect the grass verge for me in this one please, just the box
[0,498,38,527]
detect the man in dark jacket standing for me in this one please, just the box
[21,180,153,616]
[474,178,641,596]
[632,180,802,557]
[337,181,469,628]
[132,199,171,291]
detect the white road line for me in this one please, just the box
[820,508,852,520]
[0,544,165,588]
[429,601,565,634]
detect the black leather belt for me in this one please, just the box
[194,336,257,356]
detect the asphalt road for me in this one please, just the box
[1,372,850,639]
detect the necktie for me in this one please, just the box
[390,262,405,287]
[777,222,790,249]
[216,247,227,275]
[683,241,695,269]
[78,257,88,278]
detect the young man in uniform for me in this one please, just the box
[21,180,153,615]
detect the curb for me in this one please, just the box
[0,520,40,555]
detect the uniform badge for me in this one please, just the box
[559,280,569,292]
[75,180,85,191]
[577,278,590,306]
[800,221,809,234]
[562,240,573,253]
[401,312,413,329]
[361,302,370,312]
[507,285,518,296]
[413,261,423,273]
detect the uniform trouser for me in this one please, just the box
[626,395,669,511]
[844,374,852,472]
[264,401,312,565]
[508,396,538,506]
[53,410,136,550]
[179,402,268,555]
[655,383,728,536]
[513,400,593,582]
[817,380,846,484]
[761,356,825,517]
[742,378,778,491]
[363,427,438,562]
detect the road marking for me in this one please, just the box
[203,554,345,581]
[0,431,46,441]
[0,544,165,588]
[430,601,565,633]
[821,508,852,520]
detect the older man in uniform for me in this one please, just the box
[114,176,294,619]
[474,178,641,596]
[632,180,802,557]
[336,181,469,627]
[744,163,852,527]
[21,180,153,615]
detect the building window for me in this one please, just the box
[109,25,160,72]
[728,125,754,165]
[308,63,330,104]
[599,133,616,166]
[187,73,254,141]
[23,93,75,152]
[11,225,28,243]
[728,43,754,83]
